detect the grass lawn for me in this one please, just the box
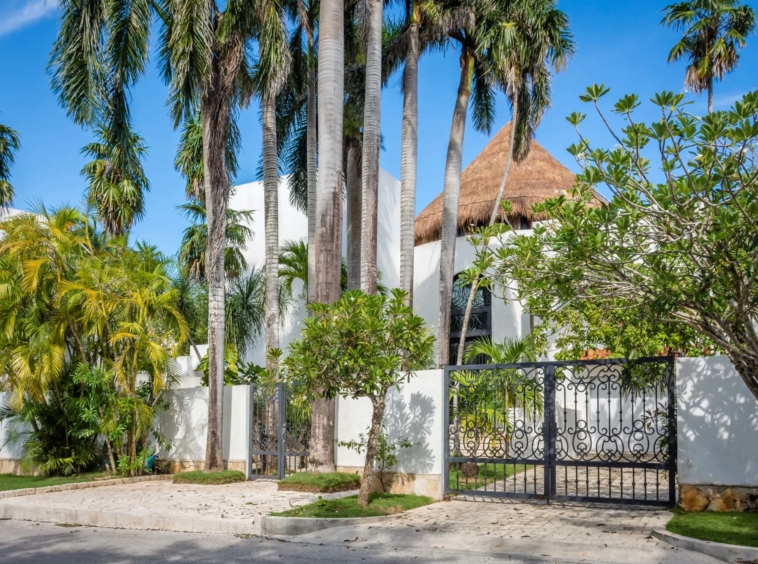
[271,493,433,518]
[0,472,112,492]
[667,510,758,548]
[449,463,534,491]
[278,471,360,493]
[172,470,245,485]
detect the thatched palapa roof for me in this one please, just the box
[415,122,599,246]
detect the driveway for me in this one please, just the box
[0,479,340,535]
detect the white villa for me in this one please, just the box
[231,123,582,366]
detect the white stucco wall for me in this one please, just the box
[335,370,444,476]
[229,170,400,366]
[677,355,758,487]
[413,235,532,361]
[156,385,251,465]
[0,393,24,462]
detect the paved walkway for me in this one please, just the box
[0,479,339,535]
[296,499,716,563]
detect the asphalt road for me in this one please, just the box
[0,520,561,564]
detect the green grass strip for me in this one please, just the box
[667,510,758,548]
[172,470,245,485]
[272,493,433,518]
[278,472,360,493]
[0,472,111,492]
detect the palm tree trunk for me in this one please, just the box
[455,109,520,364]
[399,11,419,304]
[202,94,230,473]
[262,93,280,366]
[310,0,344,471]
[437,50,474,368]
[358,395,386,508]
[359,0,383,295]
[346,143,362,290]
[707,78,713,114]
[306,52,318,304]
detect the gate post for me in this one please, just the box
[667,357,678,506]
[543,365,556,502]
[277,383,286,480]
[246,384,254,480]
[443,367,451,498]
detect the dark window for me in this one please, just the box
[519,216,531,230]
[449,274,492,365]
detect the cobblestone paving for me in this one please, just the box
[366,498,671,548]
[0,479,331,533]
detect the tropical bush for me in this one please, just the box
[0,207,186,475]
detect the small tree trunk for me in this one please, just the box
[358,396,386,508]
[346,143,362,290]
[399,8,419,304]
[359,0,383,295]
[437,50,474,368]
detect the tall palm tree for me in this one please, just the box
[383,5,448,303]
[310,0,345,472]
[359,0,383,295]
[0,120,20,208]
[252,0,292,371]
[50,0,150,233]
[434,0,499,368]
[81,126,150,236]
[454,0,573,362]
[662,0,756,113]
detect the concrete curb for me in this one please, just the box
[652,527,758,563]
[0,474,172,500]
[0,502,258,535]
[261,513,400,536]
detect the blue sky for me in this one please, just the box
[1,0,756,256]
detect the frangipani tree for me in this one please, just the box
[284,289,434,506]
[475,87,758,400]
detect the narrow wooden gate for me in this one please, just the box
[444,357,676,506]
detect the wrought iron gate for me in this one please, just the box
[248,383,310,479]
[444,357,676,506]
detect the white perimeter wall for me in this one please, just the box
[677,355,758,487]
[336,370,444,476]
[0,393,24,461]
[156,385,251,464]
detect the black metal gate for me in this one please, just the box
[444,357,676,506]
[248,383,311,479]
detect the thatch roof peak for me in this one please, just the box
[414,122,591,246]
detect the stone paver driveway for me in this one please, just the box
[0,479,336,535]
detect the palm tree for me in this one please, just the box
[662,0,756,113]
[50,0,151,233]
[453,0,573,362]
[359,0,383,295]
[252,0,292,371]
[434,0,500,368]
[0,120,20,208]
[225,268,266,358]
[81,126,150,236]
[177,200,254,281]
